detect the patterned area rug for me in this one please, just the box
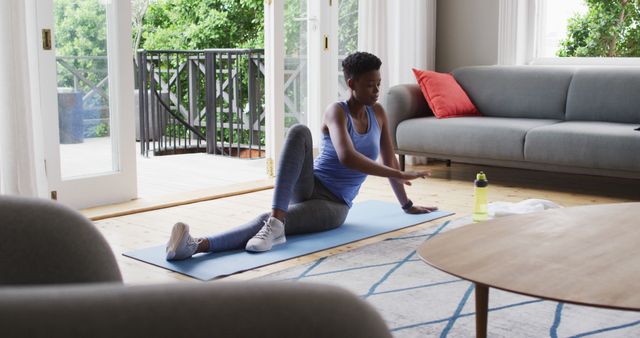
[260,217,640,337]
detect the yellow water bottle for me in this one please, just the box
[473,171,489,222]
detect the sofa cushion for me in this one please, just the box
[412,68,481,118]
[452,66,574,120]
[565,67,640,124]
[525,121,640,171]
[396,117,560,161]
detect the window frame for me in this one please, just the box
[499,0,640,66]
[530,57,640,66]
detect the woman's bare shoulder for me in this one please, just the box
[324,102,347,120]
[371,102,386,116]
[371,102,387,126]
[326,101,345,113]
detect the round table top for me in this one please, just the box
[418,203,640,311]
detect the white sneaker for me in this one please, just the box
[166,222,198,261]
[245,217,286,252]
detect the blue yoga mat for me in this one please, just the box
[123,200,453,280]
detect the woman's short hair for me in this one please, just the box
[342,52,381,82]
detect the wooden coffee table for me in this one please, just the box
[418,203,640,338]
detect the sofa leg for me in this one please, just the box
[399,154,405,171]
[446,160,451,167]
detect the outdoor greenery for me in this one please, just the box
[140,0,264,50]
[283,0,305,56]
[94,122,110,137]
[558,0,640,57]
[84,121,110,138]
[164,124,204,139]
[54,0,110,139]
[54,0,107,58]
[138,0,266,149]
[54,0,108,98]
[339,0,358,57]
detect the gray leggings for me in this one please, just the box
[206,124,350,252]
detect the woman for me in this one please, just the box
[166,52,436,260]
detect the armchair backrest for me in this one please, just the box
[0,195,122,285]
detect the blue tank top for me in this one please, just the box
[314,102,381,208]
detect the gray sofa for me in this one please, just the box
[386,66,640,179]
[0,195,392,338]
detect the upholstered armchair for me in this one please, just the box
[0,196,392,338]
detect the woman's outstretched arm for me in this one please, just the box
[324,103,428,181]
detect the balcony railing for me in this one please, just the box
[57,50,313,159]
[55,56,110,143]
[137,49,266,158]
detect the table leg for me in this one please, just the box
[475,283,489,338]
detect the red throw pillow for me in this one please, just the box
[412,68,481,118]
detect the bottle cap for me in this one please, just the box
[476,171,487,181]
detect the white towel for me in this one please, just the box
[488,199,562,218]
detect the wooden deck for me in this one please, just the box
[135,151,268,198]
[63,137,271,219]
[60,138,269,199]
[92,161,640,285]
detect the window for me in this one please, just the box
[532,0,640,64]
[538,0,587,57]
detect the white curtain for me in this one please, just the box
[358,0,436,94]
[358,0,437,165]
[498,0,544,65]
[0,0,47,197]
[357,0,390,96]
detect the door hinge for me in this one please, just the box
[42,29,52,50]
[324,35,329,50]
[50,191,57,200]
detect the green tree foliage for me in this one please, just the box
[284,0,305,56]
[54,0,107,57]
[54,0,108,109]
[132,0,150,51]
[558,0,640,57]
[141,0,264,50]
[339,0,358,57]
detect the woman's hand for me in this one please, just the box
[394,170,431,186]
[404,205,439,214]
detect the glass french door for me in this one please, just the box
[284,0,309,130]
[36,0,136,209]
[338,0,358,101]
[266,0,356,165]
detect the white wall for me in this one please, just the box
[436,0,500,72]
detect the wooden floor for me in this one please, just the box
[94,161,640,285]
